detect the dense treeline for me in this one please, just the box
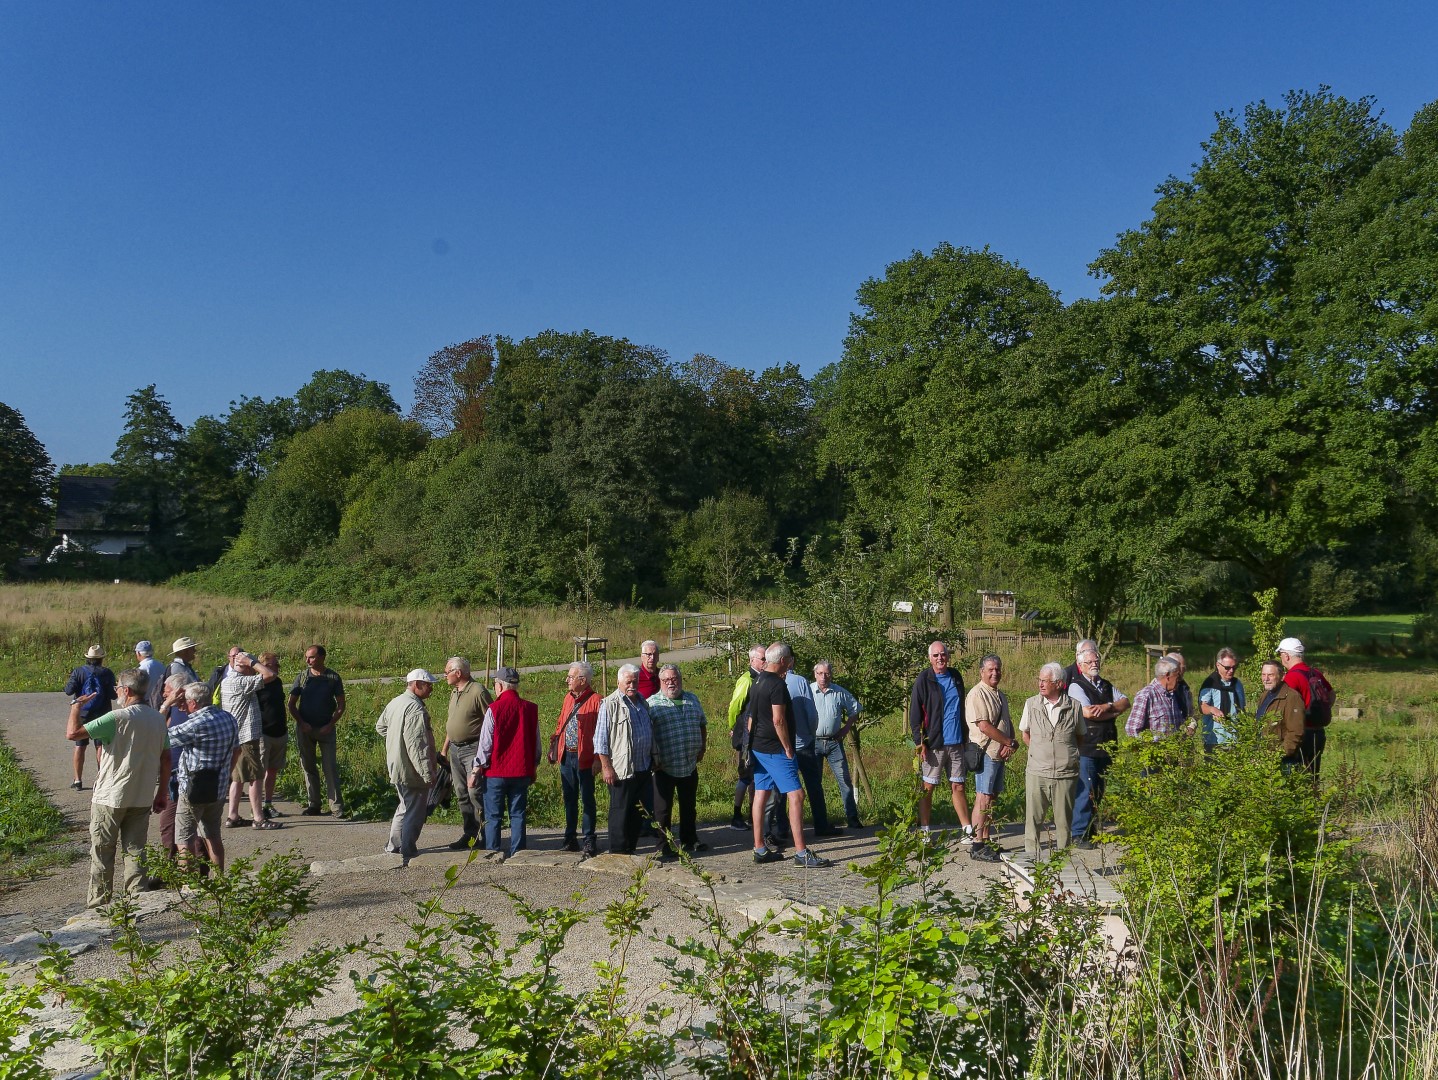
[10,88,1437,637]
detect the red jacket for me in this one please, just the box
[1283,662,1314,709]
[551,688,601,769]
[487,689,539,781]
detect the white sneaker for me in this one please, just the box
[959,826,975,847]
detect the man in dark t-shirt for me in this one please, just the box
[747,643,831,869]
[285,644,346,816]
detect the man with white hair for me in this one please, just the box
[748,642,832,868]
[726,644,768,830]
[66,668,170,907]
[1276,636,1333,775]
[469,666,540,858]
[378,668,438,863]
[1066,643,1130,848]
[637,640,662,698]
[549,660,602,856]
[910,640,974,842]
[648,664,708,860]
[220,651,281,831]
[441,656,493,850]
[134,641,166,711]
[1125,657,1184,738]
[1019,662,1087,861]
[595,663,654,855]
[165,682,240,873]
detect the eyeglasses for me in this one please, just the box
[1218,663,1236,672]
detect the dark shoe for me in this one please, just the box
[71,780,83,791]
[447,836,476,851]
[580,844,597,860]
[729,814,749,831]
[814,826,845,837]
[792,849,833,869]
[252,819,283,831]
[764,833,786,852]
[657,850,679,863]
[262,804,275,820]
[133,876,166,893]
[847,819,864,829]
[753,847,784,864]
[563,837,581,852]
[300,807,322,816]
[333,808,348,820]
[226,816,250,829]
[682,841,709,853]
[970,842,1001,863]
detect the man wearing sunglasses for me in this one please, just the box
[1198,648,1246,750]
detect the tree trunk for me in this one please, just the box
[847,729,875,805]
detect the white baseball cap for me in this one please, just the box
[1275,636,1305,656]
[405,668,436,684]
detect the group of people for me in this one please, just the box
[908,633,1335,865]
[62,637,347,908]
[62,629,1335,907]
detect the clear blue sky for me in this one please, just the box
[4,3,1435,467]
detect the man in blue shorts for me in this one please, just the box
[910,640,974,842]
[747,643,831,868]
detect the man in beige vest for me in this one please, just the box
[1019,662,1087,862]
[67,668,171,907]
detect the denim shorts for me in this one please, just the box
[972,752,1005,796]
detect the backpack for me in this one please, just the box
[1304,668,1335,728]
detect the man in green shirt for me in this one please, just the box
[66,668,171,908]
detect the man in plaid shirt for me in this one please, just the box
[1125,656,1184,738]
[647,664,708,860]
[167,682,241,871]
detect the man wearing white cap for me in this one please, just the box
[377,669,438,862]
[1275,636,1333,775]
[134,641,167,711]
[63,645,117,791]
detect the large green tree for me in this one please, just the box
[0,402,54,574]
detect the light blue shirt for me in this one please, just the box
[784,670,818,750]
[810,682,861,738]
[937,671,962,746]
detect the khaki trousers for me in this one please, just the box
[1023,773,1077,857]
[88,803,152,908]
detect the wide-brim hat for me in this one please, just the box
[171,636,202,655]
[84,645,105,660]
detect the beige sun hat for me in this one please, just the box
[170,636,202,655]
[84,645,105,660]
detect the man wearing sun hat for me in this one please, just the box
[376,668,439,863]
[63,645,117,791]
[169,636,202,684]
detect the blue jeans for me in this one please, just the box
[1071,751,1110,841]
[559,751,596,847]
[814,737,861,826]
[483,776,530,857]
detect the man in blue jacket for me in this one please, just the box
[909,641,973,843]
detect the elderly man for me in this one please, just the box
[811,660,863,829]
[1198,648,1246,749]
[441,656,493,850]
[208,646,245,699]
[134,641,167,711]
[166,682,240,873]
[782,649,839,838]
[910,640,974,842]
[1062,639,1099,687]
[155,671,197,857]
[1020,662,1087,862]
[1067,644,1130,847]
[287,644,347,817]
[63,644,115,791]
[377,669,438,862]
[1126,656,1184,738]
[1166,652,1195,729]
[595,663,654,855]
[964,655,1018,862]
[550,661,602,856]
[726,644,768,830]
[1276,636,1332,774]
[468,667,540,858]
[1256,659,1307,770]
[66,669,170,908]
[648,664,708,859]
[221,652,281,831]
[637,640,662,698]
[748,643,832,868]
[169,636,202,684]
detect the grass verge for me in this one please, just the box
[0,734,79,890]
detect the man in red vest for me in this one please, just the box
[469,666,541,858]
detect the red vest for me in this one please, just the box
[487,689,539,780]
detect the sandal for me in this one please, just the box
[226,817,249,829]
[252,819,283,831]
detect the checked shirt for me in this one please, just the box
[167,706,241,798]
[646,691,708,778]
